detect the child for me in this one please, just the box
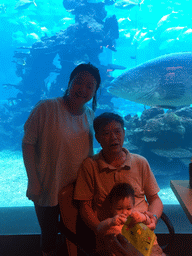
[97,183,165,256]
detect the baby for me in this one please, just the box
[97,183,151,235]
[97,183,165,256]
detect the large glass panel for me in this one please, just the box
[1,0,191,207]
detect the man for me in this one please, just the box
[74,112,164,256]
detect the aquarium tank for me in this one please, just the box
[1,0,192,207]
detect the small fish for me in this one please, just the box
[178,28,192,43]
[137,37,156,50]
[8,19,19,25]
[41,26,48,32]
[107,64,127,70]
[118,17,131,23]
[60,17,73,22]
[12,37,27,44]
[181,28,192,39]
[131,29,148,45]
[87,0,101,3]
[115,0,140,10]
[3,84,17,88]
[157,14,170,26]
[27,32,40,40]
[14,51,29,58]
[28,21,38,26]
[160,26,186,40]
[12,31,25,38]
[15,0,37,10]
[12,58,26,66]
[0,4,6,13]
[159,39,177,50]
[157,11,178,29]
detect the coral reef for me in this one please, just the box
[124,106,192,166]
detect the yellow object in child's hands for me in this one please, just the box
[121,216,156,256]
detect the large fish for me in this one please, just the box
[108,52,192,108]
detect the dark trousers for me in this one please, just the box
[76,212,96,256]
[35,204,60,253]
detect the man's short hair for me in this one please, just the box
[107,182,135,205]
[93,112,124,135]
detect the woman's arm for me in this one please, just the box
[22,142,41,202]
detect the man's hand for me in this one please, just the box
[130,211,152,225]
[144,211,157,230]
[96,214,127,236]
[97,220,122,236]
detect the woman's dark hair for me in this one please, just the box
[65,62,101,111]
[93,112,124,135]
[107,183,135,206]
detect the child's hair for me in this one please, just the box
[93,112,124,135]
[107,183,135,206]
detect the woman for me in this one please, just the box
[22,63,101,256]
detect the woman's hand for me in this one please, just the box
[22,143,41,203]
[26,179,41,203]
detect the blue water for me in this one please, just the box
[1,0,192,207]
[0,149,179,207]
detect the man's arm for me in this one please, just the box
[95,214,127,236]
[79,200,100,233]
[145,193,163,230]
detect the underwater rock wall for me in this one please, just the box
[2,0,120,150]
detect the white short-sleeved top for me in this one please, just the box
[23,97,94,206]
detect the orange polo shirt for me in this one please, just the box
[74,148,160,221]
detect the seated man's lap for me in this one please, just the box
[151,244,166,256]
